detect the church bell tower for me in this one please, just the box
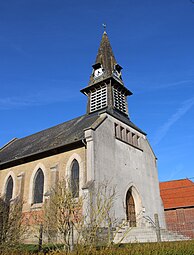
[81,31,132,118]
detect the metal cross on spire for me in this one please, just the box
[102,23,107,32]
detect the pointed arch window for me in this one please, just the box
[33,168,44,204]
[5,176,13,204]
[71,160,79,198]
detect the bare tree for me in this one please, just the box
[41,179,117,251]
[0,196,26,249]
[43,179,83,251]
[82,180,117,247]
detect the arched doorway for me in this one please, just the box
[126,188,136,227]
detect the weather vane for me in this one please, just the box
[102,23,107,32]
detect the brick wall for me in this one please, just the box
[165,207,194,238]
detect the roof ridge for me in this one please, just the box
[160,178,193,183]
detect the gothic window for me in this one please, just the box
[71,159,79,198]
[90,85,107,112]
[33,168,44,204]
[113,87,127,114]
[5,176,13,204]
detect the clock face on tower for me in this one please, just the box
[94,67,103,78]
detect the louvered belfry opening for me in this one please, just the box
[113,87,127,114]
[90,85,107,112]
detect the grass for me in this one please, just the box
[0,240,193,255]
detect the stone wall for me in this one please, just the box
[85,112,166,228]
[0,147,86,213]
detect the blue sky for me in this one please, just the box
[0,0,194,181]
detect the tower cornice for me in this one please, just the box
[81,76,132,96]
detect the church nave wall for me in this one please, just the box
[0,146,86,213]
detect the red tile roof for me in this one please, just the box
[160,179,194,209]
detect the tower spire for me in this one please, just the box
[81,32,132,117]
[88,31,118,86]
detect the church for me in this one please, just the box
[0,31,167,243]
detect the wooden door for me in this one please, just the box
[126,189,136,227]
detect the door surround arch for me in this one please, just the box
[125,185,142,227]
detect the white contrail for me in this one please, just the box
[153,97,194,145]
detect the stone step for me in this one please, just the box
[160,229,189,240]
[113,226,190,243]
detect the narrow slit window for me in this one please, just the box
[120,127,125,141]
[115,123,121,138]
[71,160,79,198]
[126,130,132,144]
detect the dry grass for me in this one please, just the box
[0,240,194,255]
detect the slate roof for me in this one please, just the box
[0,111,145,168]
[0,113,100,166]
[160,179,194,209]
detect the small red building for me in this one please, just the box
[160,179,194,238]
